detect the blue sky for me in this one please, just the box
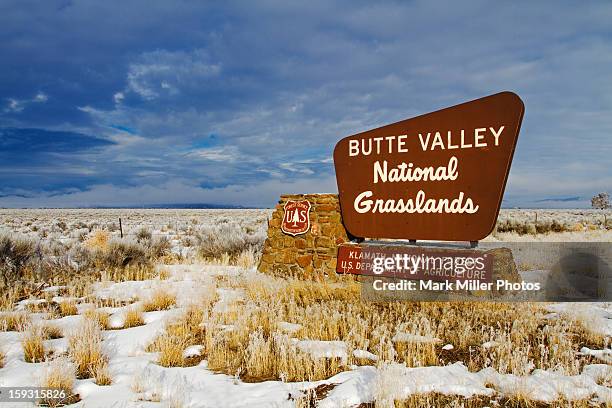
[0,1,610,208]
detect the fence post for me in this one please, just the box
[119,218,123,238]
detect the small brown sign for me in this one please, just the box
[333,92,524,241]
[336,244,493,283]
[281,200,312,236]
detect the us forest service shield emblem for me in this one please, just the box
[281,200,311,236]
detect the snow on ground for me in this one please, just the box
[317,366,378,408]
[480,364,611,403]
[580,347,612,364]
[318,362,612,407]
[182,345,204,359]
[1,262,611,407]
[294,340,348,362]
[545,302,612,338]
[278,322,302,334]
[69,359,304,408]
[352,349,378,361]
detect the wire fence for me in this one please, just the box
[1,209,609,242]
[1,214,272,245]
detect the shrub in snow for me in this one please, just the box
[40,322,63,340]
[147,305,204,367]
[0,233,37,288]
[98,240,149,269]
[155,335,189,367]
[84,229,109,251]
[40,357,80,406]
[136,227,152,243]
[22,324,46,362]
[123,306,145,328]
[0,311,30,332]
[196,222,265,260]
[147,236,172,259]
[82,308,110,330]
[58,301,78,317]
[143,287,176,312]
[68,318,111,384]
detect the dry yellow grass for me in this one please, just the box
[63,276,95,300]
[68,319,111,384]
[571,222,585,232]
[94,297,132,308]
[24,299,49,313]
[104,264,157,282]
[40,323,63,339]
[0,286,19,311]
[386,393,599,408]
[58,301,78,317]
[82,308,110,330]
[153,334,189,367]
[145,272,602,383]
[0,346,5,368]
[236,247,258,269]
[22,324,46,362]
[90,358,112,386]
[84,229,109,251]
[146,279,351,381]
[40,357,80,406]
[143,288,176,312]
[123,306,145,328]
[393,340,438,367]
[147,305,204,367]
[0,311,30,331]
[158,268,171,280]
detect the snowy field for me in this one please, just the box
[0,209,610,407]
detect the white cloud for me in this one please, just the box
[105,132,147,146]
[5,98,23,113]
[4,92,48,113]
[186,146,242,162]
[34,92,48,102]
[113,92,124,104]
[279,162,315,175]
[126,49,221,100]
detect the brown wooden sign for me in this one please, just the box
[333,92,524,241]
[336,243,494,283]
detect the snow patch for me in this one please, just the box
[546,303,612,337]
[183,345,204,359]
[277,322,302,334]
[294,340,348,362]
[580,347,612,364]
[480,366,612,403]
[108,312,125,329]
[353,349,378,361]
